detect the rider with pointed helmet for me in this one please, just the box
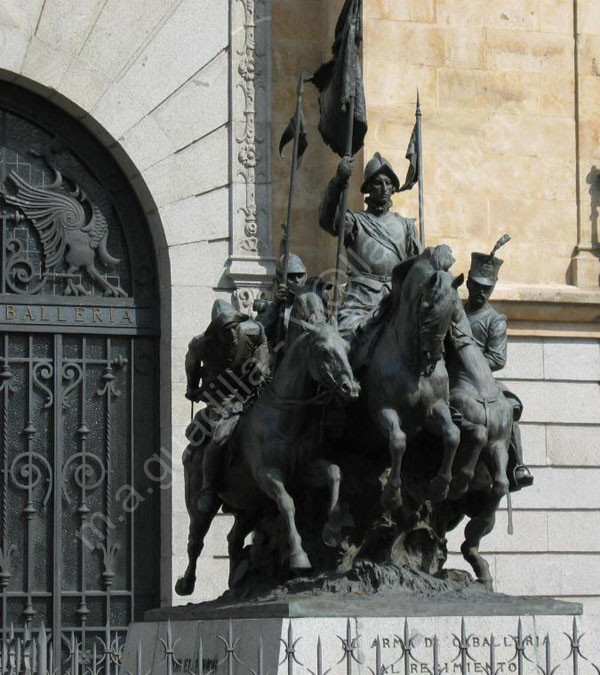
[319,151,422,338]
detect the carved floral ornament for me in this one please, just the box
[230,0,277,311]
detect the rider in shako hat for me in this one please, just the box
[465,235,533,491]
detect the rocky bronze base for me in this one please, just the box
[149,562,582,621]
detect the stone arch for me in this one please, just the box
[0,75,171,660]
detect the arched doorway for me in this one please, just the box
[0,82,161,664]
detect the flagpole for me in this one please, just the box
[416,88,425,247]
[275,73,306,352]
[280,73,306,287]
[332,94,356,320]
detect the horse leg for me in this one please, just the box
[175,449,221,596]
[377,408,406,511]
[426,401,461,502]
[461,494,501,590]
[481,439,510,501]
[257,466,311,570]
[306,458,343,547]
[449,421,487,499]
[227,511,256,588]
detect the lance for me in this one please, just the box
[276,73,306,348]
[280,73,306,286]
[416,89,425,247]
[332,94,356,320]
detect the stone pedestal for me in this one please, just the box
[121,596,591,675]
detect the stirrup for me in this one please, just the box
[514,465,534,487]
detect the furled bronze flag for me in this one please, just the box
[398,123,418,192]
[311,0,367,157]
[279,109,308,169]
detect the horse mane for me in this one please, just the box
[446,297,478,350]
[419,271,455,331]
[379,245,457,319]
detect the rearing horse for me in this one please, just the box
[176,294,360,595]
[360,246,464,511]
[443,298,513,586]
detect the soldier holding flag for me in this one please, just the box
[319,153,422,337]
[307,0,425,337]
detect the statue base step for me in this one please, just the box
[122,596,589,674]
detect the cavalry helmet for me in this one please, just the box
[278,253,307,276]
[360,152,401,194]
[210,299,248,332]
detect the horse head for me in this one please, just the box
[418,271,464,374]
[300,320,361,402]
[395,246,464,376]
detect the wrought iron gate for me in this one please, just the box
[0,83,161,666]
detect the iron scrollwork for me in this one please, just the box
[1,165,128,298]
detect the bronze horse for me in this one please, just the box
[176,296,360,596]
[359,247,464,511]
[443,298,513,586]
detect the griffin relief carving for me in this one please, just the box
[5,168,126,297]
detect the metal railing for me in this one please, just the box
[1,617,597,675]
[0,625,124,675]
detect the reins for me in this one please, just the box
[264,384,333,410]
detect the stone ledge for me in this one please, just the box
[146,594,582,621]
[461,283,600,334]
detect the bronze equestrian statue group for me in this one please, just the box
[176,153,534,600]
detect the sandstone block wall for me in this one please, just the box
[364,0,580,285]
[272,0,600,294]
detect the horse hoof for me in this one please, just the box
[322,508,343,547]
[477,578,494,592]
[289,551,312,570]
[428,476,450,503]
[322,523,342,548]
[175,576,195,596]
[381,485,402,512]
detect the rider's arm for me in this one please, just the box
[406,217,423,256]
[484,314,508,372]
[253,334,271,381]
[318,159,356,243]
[255,300,279,344]
[185,335,207,400]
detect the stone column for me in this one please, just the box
[572,0,600,288]
[228,0,277,313]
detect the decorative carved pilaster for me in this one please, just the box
[228,0,276,312]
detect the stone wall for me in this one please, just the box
[271,1,600,323]
[363,0,579,285]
